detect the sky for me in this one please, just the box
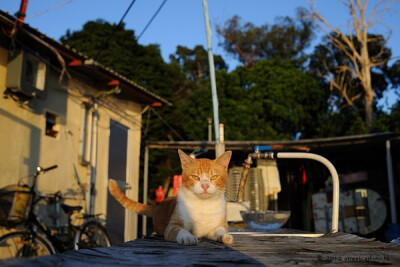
[2,0,400,108]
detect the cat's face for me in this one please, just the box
[178,150,232,199]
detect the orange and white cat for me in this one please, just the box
[108,149,233,245]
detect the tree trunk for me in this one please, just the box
[360,45,374,126]
[365,93,374,126]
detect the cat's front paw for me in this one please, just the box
[215,227,233,245]
[176,229,198,245]
[221,233,233,245]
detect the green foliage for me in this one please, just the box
[388,60,400,88]
[61,20,179,100]
[170,58,326,141]
[216,8,315,67]
[220,60,326,139]
[315,108,368,137]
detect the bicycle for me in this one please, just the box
[0,165,111,259]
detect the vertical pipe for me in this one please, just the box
[202,0,220,144]
[79,105,87,161]
[386,140,398,224]
[219,123,224,143]
[89,102,99,215]
[207,117,212,142]
[17,0,29,27]
[142,145,149,237]
[85,106,93,213]
[215,123,225,157]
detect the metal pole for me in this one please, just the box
[89,102,99,215]
[202,0,220,144]
[386,140,398,224]
[142,145,149,237]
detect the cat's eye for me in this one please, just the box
[210,175,219,181]
[191,175,200,181]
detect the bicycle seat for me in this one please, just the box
[61,204,83,214]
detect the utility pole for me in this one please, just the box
[202,0,225,157]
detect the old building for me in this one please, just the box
[0,10,169,245]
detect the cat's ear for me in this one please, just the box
[178,149,194,169]
[215,151,232,168]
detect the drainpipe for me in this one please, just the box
[386,140,397,224]
[89,102,99,215]
[142,145,149,236]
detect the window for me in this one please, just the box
[45,112,59,138]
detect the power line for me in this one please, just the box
[150,107,184,141]
[25,0,77,20]
[137,0,167,41]
[93,0,137,60]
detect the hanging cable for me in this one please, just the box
[143,108,152,138]
[93,0,137,60]
[137,0,167,41]
[25,0,77,20]
[150,107,184,141]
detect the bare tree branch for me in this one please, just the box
[307,0,398,125]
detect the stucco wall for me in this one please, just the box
[0,46,142,240]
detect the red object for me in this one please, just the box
[155,186,165,204]
[17,0,29,27]
[68,59,82,66]
[107,80,120,86]
[300,165,307,184]
[151,102,162,107]
[173,175,182,196]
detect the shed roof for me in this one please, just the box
[0,10,170,106]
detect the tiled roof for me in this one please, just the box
[0,10,170,106]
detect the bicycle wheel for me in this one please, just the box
[0,231,56,259]
[74,221,111,250]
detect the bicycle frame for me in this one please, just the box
[0,165,110,259]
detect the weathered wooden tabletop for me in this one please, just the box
[1,231,400,266]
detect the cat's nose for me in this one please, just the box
[201,184,209,191]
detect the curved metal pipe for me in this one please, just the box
[236,152,339,234]
[276,152,339,233]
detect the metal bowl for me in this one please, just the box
[240,210,291,230]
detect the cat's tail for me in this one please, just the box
[108,179,156,217]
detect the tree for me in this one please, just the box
[60,20,180,101]
[169,45,227,100]
[309,33,392,115]
[236,59,326,139]
[307,0,398,126]
[388,59,400,88]
[216,9,315,67]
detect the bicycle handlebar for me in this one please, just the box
[41,165,58,172]
[30,165,58,191]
